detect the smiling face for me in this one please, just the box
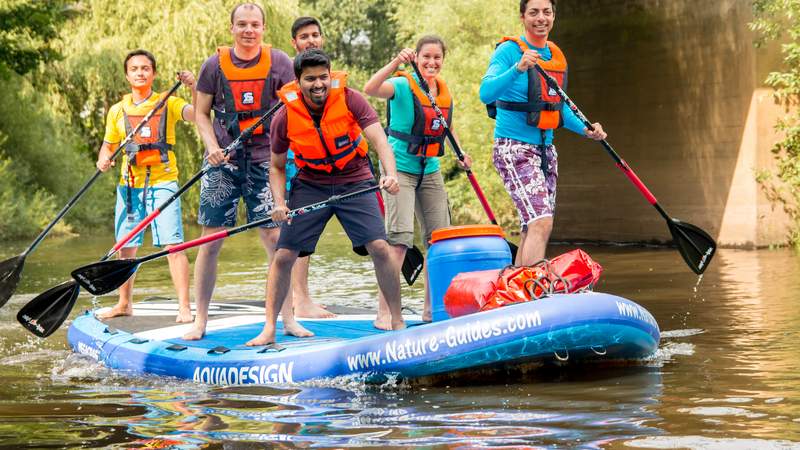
[230,6,264,50]
[125,55,156,91]
[298,65,331,108]
[520,0,555,42]
[415,43,444,79]
[292,24,324,53]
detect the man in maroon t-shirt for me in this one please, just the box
[245,49,403,346]
[184,2,311,341]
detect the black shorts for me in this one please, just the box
[276,179,386,256]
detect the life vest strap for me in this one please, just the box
[213,106,271,121]
[295,136,363,166]
[495,99,561,113]
[386,129,445,147]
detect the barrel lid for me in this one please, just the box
[430,225,506,243]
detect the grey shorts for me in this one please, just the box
[197,161,277,228]
[384,170,450,249]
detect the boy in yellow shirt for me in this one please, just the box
[96,49,196,322]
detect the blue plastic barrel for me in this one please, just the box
[427,225,512,321]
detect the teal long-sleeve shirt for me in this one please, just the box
[479,36,586,145]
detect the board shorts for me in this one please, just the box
[384,170,450,249]
[276,179,386,257]
[492,137,558,230]
[197,161,277,228]
[114,181,184,248]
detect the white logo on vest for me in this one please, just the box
[139,126,152,138]
[242,92,255,105]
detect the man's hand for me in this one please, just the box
[584,123,607,141]
[516,49,541,72]
[271,204,289,224]
[380,174,399,195]
[458,152,473,170]
[177,70,195,89]
[96,157,114,172]
[206,146,229,166]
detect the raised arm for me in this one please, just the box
[363,48,415,99]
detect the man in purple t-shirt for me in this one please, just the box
[245,49,403,346]
[184,2,311,341]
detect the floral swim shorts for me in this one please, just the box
[492,137,558,230]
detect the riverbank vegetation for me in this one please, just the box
[751,0,800,245]
[0,0,527,242]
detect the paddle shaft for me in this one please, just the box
[409,62,499,225]
[22,81,183,257]
[530,64,671,222]
[134,185,380,265]
[104,101,283,260]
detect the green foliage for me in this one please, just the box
[751,0,800,245]
[0,0,67,76]
[301,0,400,72]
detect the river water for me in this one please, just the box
[1,223,799,448]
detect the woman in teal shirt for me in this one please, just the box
[364,35,471,329]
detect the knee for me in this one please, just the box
[164,248,187,263]
[365,240,391,261]
[528,218,553,236]
[198,239,224,258]
[272,249,298,272]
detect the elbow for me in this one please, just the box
[362,83,378,97]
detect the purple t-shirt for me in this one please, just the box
[196,46,294,163]
[271,87,380,184]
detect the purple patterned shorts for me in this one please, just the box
[492,137,558,229]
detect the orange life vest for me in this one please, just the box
[214,44,273,137]
[386,71,452,158]
[487,37,568,129]
[122,93,171,167]
[277,72,368,173]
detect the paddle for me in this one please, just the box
[72,185,381,296]
[409,62,519,259]
[16,102,285,338]
[0,81,183,309]
[530,63,716,274]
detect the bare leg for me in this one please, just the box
[247,248,301,346]
[292,255,334,318]
[517,217,553,266]
[183,226,225,341]
[374,243,406,330]
[257,227,313,338]
[367,240,405,330]
[165,246,192,323]
[98,246,138,319]
[422,259,432,322]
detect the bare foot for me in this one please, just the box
[392,319,407,331]
[422,310,432,323]
[294,300,335,319]
[246,331,276,346]
[283,321,314,337]
[373,315,392,331]
[182,326,205,341]
[175,307,193,323]
[98,303,133,320]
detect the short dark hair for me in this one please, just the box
[519,0,556,15]
[230,2,265,25]
[291,16,322,39]
[123,49,157,74]
[293,49,331,79]
[415,35,447,59]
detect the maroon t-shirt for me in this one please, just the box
[196,46,294,163]
[270,87,380,184]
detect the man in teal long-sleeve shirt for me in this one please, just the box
[480,0,606,265]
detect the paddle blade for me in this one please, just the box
[17,280,80,338]
[0,255,25,308]
[71,259,140,295]
[668,219,716,275]
[402,245,425,286]
[507,240,519,262]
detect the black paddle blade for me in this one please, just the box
[71,259,140,295]
[352,245,369,256]
[402,245,425,286]
[0,254,25,308]
[17,280,80,338]
[507,240,519,262]
[668,219,716,275]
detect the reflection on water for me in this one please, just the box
[1,224,800,447]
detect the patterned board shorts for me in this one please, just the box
[197,161,278,228]
[492,137,559,229]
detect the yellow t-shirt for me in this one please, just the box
[103,93,188,187]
